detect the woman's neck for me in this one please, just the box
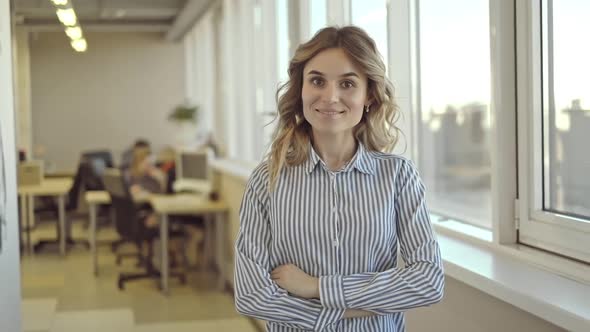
[311,132,357,172]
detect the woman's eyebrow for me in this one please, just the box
[306,70,359,78]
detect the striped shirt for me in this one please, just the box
[234,142,444,331]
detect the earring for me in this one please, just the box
[364,105,370,113]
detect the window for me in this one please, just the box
[518,0,590,263]
[417,0,492,229]
[277,0,290,84]
[542,0,590,220]
[310,0,327,36]
[351,0,388,70]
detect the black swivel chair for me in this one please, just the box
[80,150,114,190]
[102,169,186,290]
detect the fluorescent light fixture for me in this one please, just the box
[71,38,87,52]
[56,8,77,26]
[51,0,69,5]
[65,26,82,39]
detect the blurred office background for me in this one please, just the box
[0,0,588,331]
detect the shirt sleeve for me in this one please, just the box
[318,159,444,313]
[234,170,345,331]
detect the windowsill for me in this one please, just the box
[211,159,257,181]
[212,158,590,331]
[436,226,590,331]
[431,216,493,242]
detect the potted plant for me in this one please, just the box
[168,104,199,124]
[168,103,200,147]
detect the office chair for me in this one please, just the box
[80,150,114,190]
[102,169,186,290]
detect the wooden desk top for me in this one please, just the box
[45,170,76,178]
[18,177,73,196]
[85,190,111,204]
[149,194,228,215]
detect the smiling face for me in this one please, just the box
[301,48,369,138]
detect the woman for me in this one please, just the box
[126,146,166,228]
[128,146,165,198]
[234,26,444,331]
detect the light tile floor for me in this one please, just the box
[21,218,257,332]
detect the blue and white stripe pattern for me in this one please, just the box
[234,142,444,331]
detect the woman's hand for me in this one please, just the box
[271,264,319,299]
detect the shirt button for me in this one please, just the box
[333,239,339,247]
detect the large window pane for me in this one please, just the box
[277,0,289,84]
[543,0,590,220]
[419,0,492,228]
[310,0,327,36]
[351,0,388,71]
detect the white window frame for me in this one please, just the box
[327,0,351,25]
[212,3,226,153]
[253,0,279,160]
[236,0,256,162]
[221,0,238,158]
[387,0,414,158]
[516,0,590,263]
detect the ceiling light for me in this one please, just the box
[51,0,69,5]
[71,38,87,52]
[65,26,82,39]
[56,8,77,26]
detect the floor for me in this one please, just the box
[20,215,258,332]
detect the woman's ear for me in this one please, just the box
[364,100,373,113]
[365,93,376,109]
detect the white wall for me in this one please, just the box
[406,277,564,332]
[29,31,185,170]
[0,0,22,330]
[14,28,32,159]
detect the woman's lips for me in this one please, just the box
[315,108,344,115]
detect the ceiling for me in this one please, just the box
[12,0,206,34]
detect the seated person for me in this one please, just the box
[125,147,189,266]
[155,146,177,194]
[125,146,165,226]
[120,139,151,171]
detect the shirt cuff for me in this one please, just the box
[313,307,345,331]
[319,275,347,309]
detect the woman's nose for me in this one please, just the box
[321,82,339,103]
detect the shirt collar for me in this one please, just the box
[305,141,376,175]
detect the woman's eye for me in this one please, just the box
[311,77,324,86]
[341,80,355,89]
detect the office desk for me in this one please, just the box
[85,190,111,275]
[18,178,73,255]
[149,194,228,295]
[44,170,76,178]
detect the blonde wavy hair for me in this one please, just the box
[267,26,401,190]
[130,146,151,179]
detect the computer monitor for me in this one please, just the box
[173,150,212,194]
[176,150,209,181]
